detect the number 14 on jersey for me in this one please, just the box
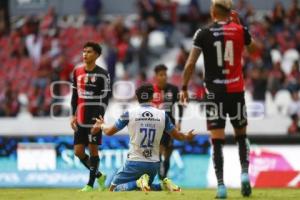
[214,40,234,67]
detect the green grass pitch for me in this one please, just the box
[0,189,300,200]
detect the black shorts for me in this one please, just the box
[160,131,173,147]
[74,125,102,146]
[205,92,248,130]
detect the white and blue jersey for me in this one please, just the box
[114,104,175,162]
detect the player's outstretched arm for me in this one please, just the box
[91,116,119,136]
[169,128,195,142]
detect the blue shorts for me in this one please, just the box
[111,160,160,186]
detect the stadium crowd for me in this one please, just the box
[0,0,300,133]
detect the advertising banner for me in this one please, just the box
[0,135,210,188]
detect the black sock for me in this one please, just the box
[236,135,250,174]
[159,156,170,180]
[80,154,90,170]
[163,157,170,178]
[87,156,101,187]
[159,154,165,180]
[212,139,225,186]
[80,154,102,179]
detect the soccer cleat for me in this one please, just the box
[97,174,107,191]
[216,185,227,199]
[161,178,181,192]
[80,185,93,192]
[136,174,150,192]
[241,173,252,197]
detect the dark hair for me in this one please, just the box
[135,83,154,103]
[154,64,168,74]
[83,42,102,55]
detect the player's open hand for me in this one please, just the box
[91,115,104,135]
[70,116,78,132]
[185,129,196,142]
[180,90,189,106]
[230,10,241,25]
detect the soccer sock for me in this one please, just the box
[159,155,165,180]
[151,183,162,191]
[80,154,90,170]
[87,156,100,187]
[236,135,250,174]
[159,155,170,180]
[212,138,225,186]
[113,181,137,191]
[80,154,102,178]
[163,158,170,178]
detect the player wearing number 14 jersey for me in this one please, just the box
[91,84,195,192]
[180,0,258,198]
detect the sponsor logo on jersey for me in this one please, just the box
[142,111,153,118]
[136,111,160,122]
[91,75,97,83]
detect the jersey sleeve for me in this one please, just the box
[114,111,129,130]
[164,112,175,134]
[243,26,252,46]
[71,69,78,115]
[193,28,205,49]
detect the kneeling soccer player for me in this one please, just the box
[91,84,195,191]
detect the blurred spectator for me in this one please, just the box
[272,2,286,32]
[83,0,102,26]
[137,0,159,21]
[268,62,286,98]
[251,67,268,115]
[0,0,9,36]
[236,0,254,25]
[174,44,188,73]
[104,41,118,84]
[0,85,20,117]
[287,91,300,134]
[187,0,202,36]
[286,61,300,92]
[155,0,177,45]
[40,7,57,32]
[288,0,300,23]
[25,18,43,64]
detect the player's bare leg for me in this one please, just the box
[88,144,106,191]
[74,144,86,160]
[211,129,227,199]
[234,127,252,197]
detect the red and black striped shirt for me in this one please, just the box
[71,65,110,125]
[193,21,252,93]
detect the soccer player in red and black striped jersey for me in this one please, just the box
[152,64,183,180]
[70,42,110,192]
[180,0,257,198]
